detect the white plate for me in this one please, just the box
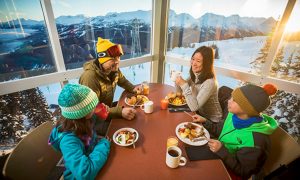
[175,122,210,146]
[165,96,187,106]
[125,95,149,107]
[113,127,139,147]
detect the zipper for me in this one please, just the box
[219,128,236,141]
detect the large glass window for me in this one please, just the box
[0,82,60,154]
[0,0,56,82]
[167,0,288,73]
[51,0,152,69]
[270,0,300,83]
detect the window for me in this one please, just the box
[167,0,288,73]
[114,62,151,101]
[0,0,56,82]
[270,0,300,83]
[51,0,152,69]
[0,82,61,153]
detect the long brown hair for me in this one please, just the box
[190,46,216,84]
[56,116,93,137]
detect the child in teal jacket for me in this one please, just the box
[193,83,278,179]
[49,84,110,180]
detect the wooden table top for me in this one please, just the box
[97,83,230,180]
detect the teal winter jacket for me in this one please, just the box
[49,117,110,180]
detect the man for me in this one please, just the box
[79,37,141,121]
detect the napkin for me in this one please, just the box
[168,104,191,112]
[185,145,220,161]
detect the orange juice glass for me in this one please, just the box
[160,99,169,110]
[167,136,178,148]
[142,81,149,95]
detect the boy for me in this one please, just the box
[193,83,278,179]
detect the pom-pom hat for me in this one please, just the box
[58,84,99,120]
[96,37,123,64]
[231,83,277,116]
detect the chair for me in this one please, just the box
[218,86,233,119]
[2,121,62,180]
[263,126,300,176]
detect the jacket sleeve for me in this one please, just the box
[79,71,101,98]
[108,106,123,118]
[60,134,110,180]
[215,135,269,179]
[202,119,224,137]
[180,79,215,112]
[116,70,135,92]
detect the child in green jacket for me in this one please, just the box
[193,83,278,179]
[49,84,110,180]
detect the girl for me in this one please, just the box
[49,84,110,180]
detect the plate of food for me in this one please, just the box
[113,128,139,147]
[175,122,209,146]
[166,92,186,106]
[125,95,149,107]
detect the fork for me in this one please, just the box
[132,132,136,149]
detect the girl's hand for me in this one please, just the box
[208,139,222,152]
[175,76,186,86]
[192,114,207,123]
[105,135,112,142]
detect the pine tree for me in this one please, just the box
[22,88,53,129]
[0,93,25,145]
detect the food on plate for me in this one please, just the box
[115,130,136,145]
[127,95,149,106]
[166,92,186,105]
[178,122,205,141]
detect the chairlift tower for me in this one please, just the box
[130,18,142,58]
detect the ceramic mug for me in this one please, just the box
[170,70,182,82]
[166,146,187,168]
[140,101,154,113]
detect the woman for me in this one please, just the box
[175,46,223,123]
[49,84,110,179]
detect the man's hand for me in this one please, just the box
[122,107,136,120]
[192,114,207,123]
[133,85,143,94]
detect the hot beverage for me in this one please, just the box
[168,150,179,157]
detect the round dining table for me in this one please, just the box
[96,83,230,180]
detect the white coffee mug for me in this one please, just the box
[140,101,154,113]
[166,146,187,168]
[170,70,182,82]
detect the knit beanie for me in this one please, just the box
[231,83,277,116]
[58,84,99,120]
[96,37,116,64]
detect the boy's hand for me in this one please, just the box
[208,139,222,152]
[192,114,207,123]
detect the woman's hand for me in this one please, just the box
[208,139,222,152]
[175,76,186,86]
[192,114,207,123]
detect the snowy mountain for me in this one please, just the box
[56,14,87,25]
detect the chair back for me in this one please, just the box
[2,121,62,180]
[218,86,233,118]
[263,126,300,175]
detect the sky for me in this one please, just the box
[0,0,299,32]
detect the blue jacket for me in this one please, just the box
[49,119,110,180]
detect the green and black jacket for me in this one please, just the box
[79,60,135,118]
[203,112,278,179]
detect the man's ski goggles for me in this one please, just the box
[97,44,124,58]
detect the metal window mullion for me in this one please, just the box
[151,0,169,83]
[260,0,296,79]
[40,0,66,72]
